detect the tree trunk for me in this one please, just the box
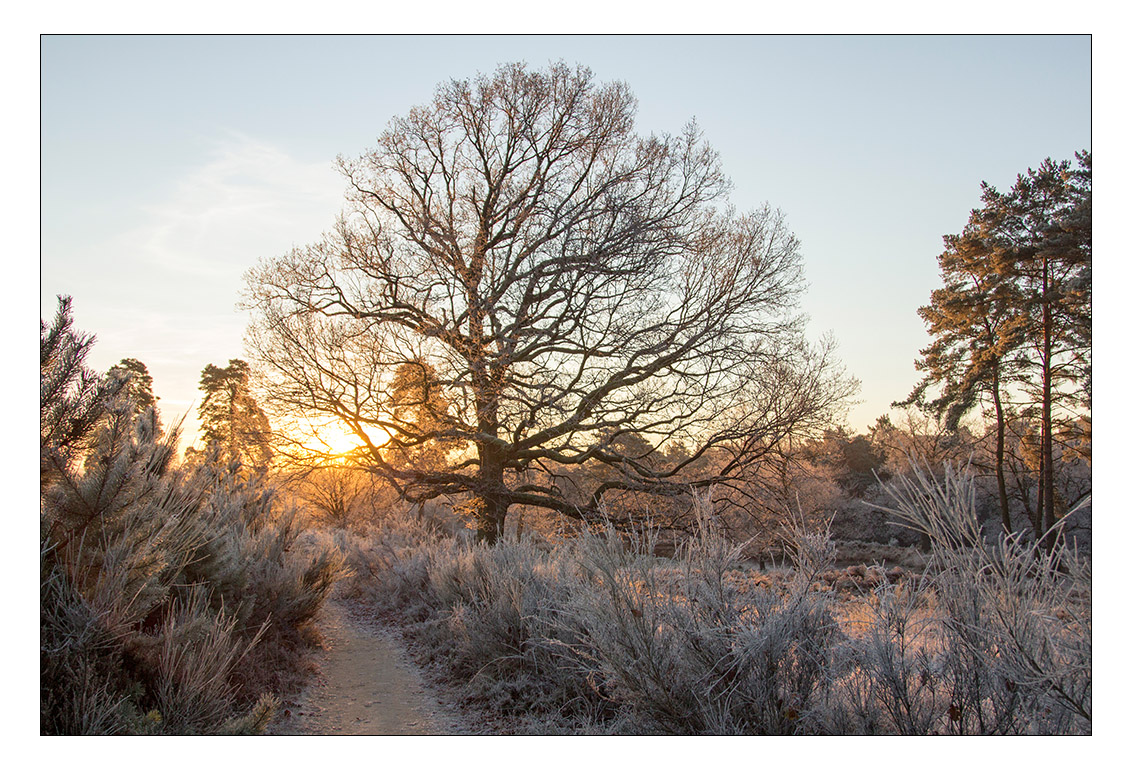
[991,364,1012,533]
[1034,450,1045,539]
[471,489,508,545]
[1041,257,1057,552]
[474,501,505,544]
[463,273,510,546]
[474,439,509,546]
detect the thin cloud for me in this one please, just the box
[132,132,344,280]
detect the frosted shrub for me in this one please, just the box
[838,462,1093,734]
[565,499,840,734]
[40,545,140,735]
[41,433,338,733]
[427,538,597,716]
[565,519,703,731]
[824,581,945,734]
[348,512,617,725]
[149,587,264,733]
[189,458,344,701]
[356,468,1089,735]
[337,510,457,620]
[358,497,846,733]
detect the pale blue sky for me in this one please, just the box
[40,34,1092,446]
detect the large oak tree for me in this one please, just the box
[244,63,853,543]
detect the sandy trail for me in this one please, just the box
[270,599,451,735]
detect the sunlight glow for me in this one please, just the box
[297,417,389,458]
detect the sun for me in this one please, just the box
[299,418,388,457]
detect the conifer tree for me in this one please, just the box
[40,295,124,483]
[986,151,1091,540]
[197,359,273,473]
[384,358,463,477]
[899,219,1023,531]
[902,152,1091,538]
[41,301,338,734]
[108,357,159,421]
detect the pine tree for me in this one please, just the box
[377,358,467,508]
[984,151,1091,540]
[902,152,1091,539]
[108,357,159,421]
[898,219,1024,531]
[41,301,338,734]
[197,359,273,474]
[41,299,208,732]
[40,296,123,484]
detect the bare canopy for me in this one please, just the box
[244,62,854,543]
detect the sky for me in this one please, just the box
[39,34,1093,449]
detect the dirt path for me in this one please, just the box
[269,599,456,735]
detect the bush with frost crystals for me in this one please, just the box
[333,504,463,622]
[354,467,1089,735]
[565,495,841,734]
[178,448,345,701]
[346,511,616,723]
[428,538,604,717]
[834,461,1092,734]
[358,495,844,733]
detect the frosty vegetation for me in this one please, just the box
[330,468,1089,735]
[40,298,343,735]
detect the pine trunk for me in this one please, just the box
[1041,259,1056,550]
[991,363,1012,533]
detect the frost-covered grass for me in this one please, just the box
[343,468,1090,735]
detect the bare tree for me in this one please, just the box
[869,409,975,478]
[244,62,854,543]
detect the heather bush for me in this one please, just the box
[147,587,263,733]
[179,451,345,701]
[332,501,465,617]
[40,544,143,735]
[563,498,841,734]
[336,508,597,719]
[428,540,583,712]
[355,494,848,733]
